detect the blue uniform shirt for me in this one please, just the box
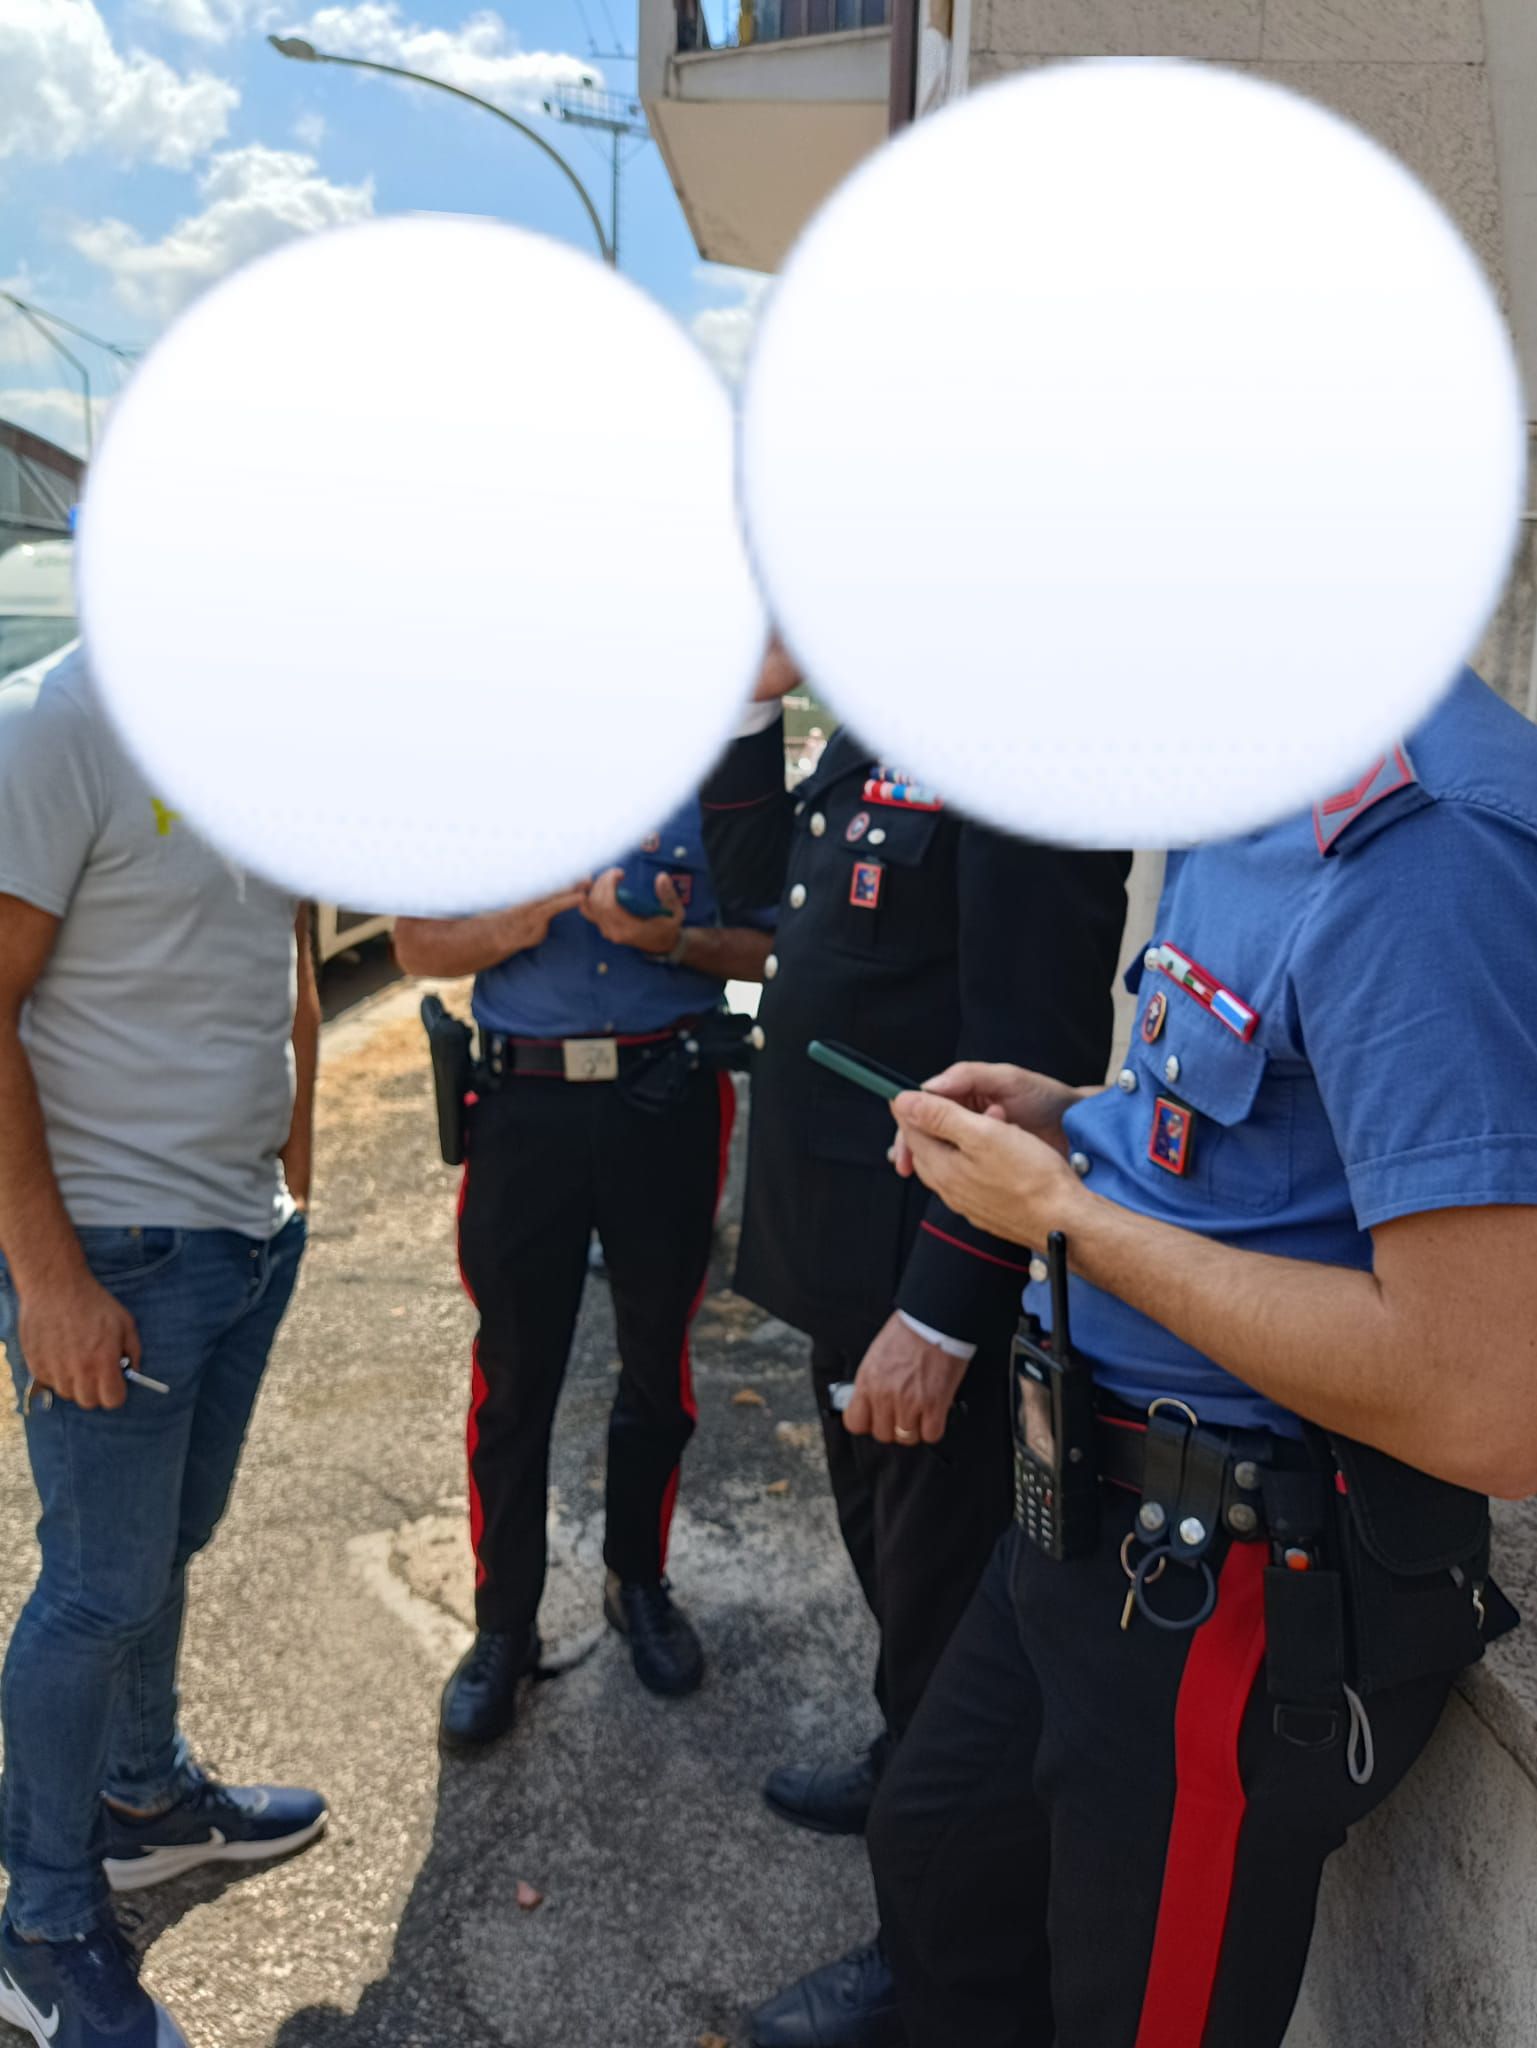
[473,796,746,1039]
[1025,670,1537,1435]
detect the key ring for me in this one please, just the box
[1119,1531,1166,1588]
[1132,1542,1217,1632]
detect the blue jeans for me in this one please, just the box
[0,1214,305,1939]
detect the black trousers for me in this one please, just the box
[869,1511,1453,2048]
[812,1321,1014,1737]
[456,1064,733,1635]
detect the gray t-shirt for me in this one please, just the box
[0,645,298,1236]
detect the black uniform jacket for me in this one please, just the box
[702,715,1131,1354]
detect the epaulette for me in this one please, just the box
[1312,745,1420,857]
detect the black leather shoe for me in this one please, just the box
[603,1572,704,1696]
[763,1734,891,1837]
[439,1628,538,1753]
[748,1939,905,2048]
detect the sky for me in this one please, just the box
[0,0,770,456]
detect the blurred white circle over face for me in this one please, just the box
[741,61,1525,847]
[79,215,764,910]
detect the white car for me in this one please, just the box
[0,540,77,682]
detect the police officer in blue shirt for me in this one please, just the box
[394,797,773,1749]
[867,667,1537,2047]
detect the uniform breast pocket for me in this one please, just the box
[629,852,700,916]
[1130,990,1291,1215]
[833,807,944,959]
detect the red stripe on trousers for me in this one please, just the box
[1133,1540,1268,2048]
[455,1150,491,1591]
[657,1071,737,1569]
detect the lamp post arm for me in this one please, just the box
[293,49,614,265]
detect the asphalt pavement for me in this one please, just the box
[0,955,878,2048]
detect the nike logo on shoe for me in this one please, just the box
[1,1973,61,2040]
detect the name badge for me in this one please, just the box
[563,1038,620,1082]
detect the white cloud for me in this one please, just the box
[0,0,237,168]
[293,109,326,149]
[137,0,276,37]
[144,0,606,108]
[289,4,602,110]
[690,265,772,386]
[73,143,374,323]
[0,384,110,458]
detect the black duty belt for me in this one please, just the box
[481,1022,701,1085]
[1092,1394,1326,1550]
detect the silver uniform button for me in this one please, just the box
[597,961,608,975]
[673,844,688,859]
[1117,1067,1138,1093]
[867,827,886,846]
[789,883,807,908]
[764,953,778,980]
[1144,945,1160,972]
[749,1024,766,1051]
[1164,1054,1181,1085]
[810,812,826,837]
[795,801,805,816]
[1069,1151,1091,1177]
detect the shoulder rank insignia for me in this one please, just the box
[1313,746,1417,857]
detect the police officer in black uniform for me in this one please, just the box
[702,644,1130,2046]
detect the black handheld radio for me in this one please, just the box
[1010,1230,1099,1560]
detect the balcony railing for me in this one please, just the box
[677,0,890,54]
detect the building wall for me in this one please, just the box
[0,419,82,548]
[965,0,1537,716]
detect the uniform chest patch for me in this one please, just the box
[850,860,884,909]
[1148,1096,1194,1176]
[846,811,871,843]
[1141,989,1168,1043]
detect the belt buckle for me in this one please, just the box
[562,1037,619,1082]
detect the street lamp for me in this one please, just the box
[267,35,615,266]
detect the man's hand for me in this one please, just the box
[752,634,802,703]
[890,1062,1085,1179]
[843,1310,969,1446]
[892,1090,1088,1251]
[17,1269,140,1410]
[524,885,591,947]
[581,867,685,956]
[392,886,589,978]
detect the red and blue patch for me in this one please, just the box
[850,860,884,909]
[1148,1096,1194,1176]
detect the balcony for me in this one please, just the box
[678,0,890,50]
[638,0,894,273]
